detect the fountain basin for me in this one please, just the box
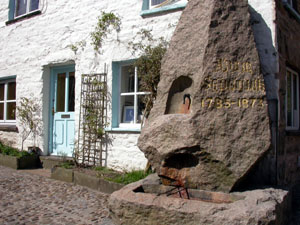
[109,174,290,225]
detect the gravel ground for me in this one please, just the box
[0,165,111,225]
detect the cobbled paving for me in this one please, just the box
[0,166,110,225]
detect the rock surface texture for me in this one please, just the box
[138,0,271,192]
[109,178,290,225]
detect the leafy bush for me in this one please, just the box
[128,29,168,122]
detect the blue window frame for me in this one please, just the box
[111,60,150,131]
[0,77,16,124]
[8,0,40,22]
[141,0,187,17]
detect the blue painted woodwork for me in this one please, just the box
[141,0,187,17]
[112,60,135,129]
[8,0,15,21]
[49,66,75,157]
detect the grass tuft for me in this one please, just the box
[105,170,152,184]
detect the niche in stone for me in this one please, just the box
[165,76,193,114]
[163,153,199,170]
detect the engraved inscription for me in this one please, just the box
[200,58,266,110]
[200,98,264,109]
[215,59,254,75]
[203,78,265,93]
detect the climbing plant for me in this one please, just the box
[128,29,169,121]
[90,11,121,51]
[68,11,121,53]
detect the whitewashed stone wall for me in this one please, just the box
[0,0,182,171]
[0,0,277,171]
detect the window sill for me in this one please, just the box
[105,127,141,133]
[0,124,18,132]
[141,2,187,17]
[6,10,41,25]
[283,2,300,23]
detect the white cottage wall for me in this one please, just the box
[0,0,182,170]
[0,0,277,171]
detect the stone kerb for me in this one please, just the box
[50,167,125,194]
[138,0,271,192]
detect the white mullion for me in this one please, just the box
[136,91,151,95]
[27,0,30,14]
[120,93,135,96]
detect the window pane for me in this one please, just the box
[287,71,292,127]
[0,84,4,101]
[7,102,16,120]
[151,0,166,6]
[30,0,39,11]
[138,76,147,92]
[68,72,75,112]
[0,103,3,120]
[121,65,135,93]
[120,95,134,123]
[293,74,298,110]
[56,73,66,112]
[16,0,27,16]
[7,82,16,100]
[137,95,147,124]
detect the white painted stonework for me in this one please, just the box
[0,0,277,171]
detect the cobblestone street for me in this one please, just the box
[0,166,111,225]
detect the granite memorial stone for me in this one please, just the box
[138,0,271,192]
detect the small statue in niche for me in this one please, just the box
[180,94,191,114]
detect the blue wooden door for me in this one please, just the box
[51,67,75,157]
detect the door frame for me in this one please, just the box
[48,65,75,155]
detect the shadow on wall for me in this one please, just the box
[232,6,279,191]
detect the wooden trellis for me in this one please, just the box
[76,70,108,166]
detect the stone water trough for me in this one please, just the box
[109,0,291,224]
[109,174,290,225]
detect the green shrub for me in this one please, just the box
[94,166,115,173]
[59,161,75,169]
[106,170,152,185]
[0,142,32,158]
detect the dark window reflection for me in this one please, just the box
[68,72,75,112]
